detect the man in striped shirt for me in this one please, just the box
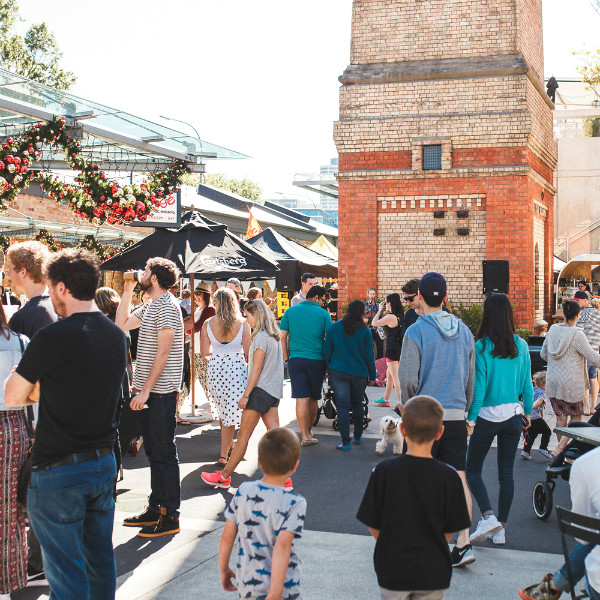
[116,258,184,537]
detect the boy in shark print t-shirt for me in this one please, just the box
[220,428,306,599]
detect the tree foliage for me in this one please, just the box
[0,0,76,90]
[574,49,600,99]
[181,172,263,203]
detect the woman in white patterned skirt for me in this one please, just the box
[201,287,251,465]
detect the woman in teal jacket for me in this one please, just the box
[465,293,533,546]
[324,299,377,450]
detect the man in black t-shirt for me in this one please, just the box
[5,249,127,600]
[357,396,470,598]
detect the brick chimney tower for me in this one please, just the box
[335,0,557,326]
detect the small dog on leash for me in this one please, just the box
[376,416,403,455]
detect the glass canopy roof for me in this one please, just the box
[0,68,249,172]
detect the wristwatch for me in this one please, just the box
[466,420,476,427]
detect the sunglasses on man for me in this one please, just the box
[403,294,417,302]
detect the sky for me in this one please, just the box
[13,0,600,202]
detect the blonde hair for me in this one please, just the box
[532,371,546,387]
[244,298,280,341]
[7,241,50,284]
[213,287,240,334]
[593,298,600,310]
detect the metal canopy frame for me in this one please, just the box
[0,68,249,173]
[292,177,339,199]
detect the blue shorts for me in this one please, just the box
[588,363,598,380]
[288,357,326,400]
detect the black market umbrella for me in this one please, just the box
[101,211,279,279]
[246,227,338,278]
[101,210,278,419]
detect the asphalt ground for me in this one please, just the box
[13,381,581,600]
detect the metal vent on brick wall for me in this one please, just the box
[433,228,445,236]
[423,145,442,170]
[457,228,469,236]
[457,210,468,219]
[433,210,445,218]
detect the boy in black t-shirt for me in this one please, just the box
[357,395,471,599]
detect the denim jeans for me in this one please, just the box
[28,453,117,600]
[329,369,368,445]
[465,414,522,523]
[553,543,593,592]
[140,391,180,515]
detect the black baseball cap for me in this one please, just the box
[418,272,447,298]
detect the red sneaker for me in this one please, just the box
[201,470,231,489]
[284,478,293,490]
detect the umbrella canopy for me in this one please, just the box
[246,227,338,278]
[101,211,279,279]
[309,235,338,261]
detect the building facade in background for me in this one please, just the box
[335,0,557,326]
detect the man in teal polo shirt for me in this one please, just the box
[280,285,332,446]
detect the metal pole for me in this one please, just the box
[190,273,196,416]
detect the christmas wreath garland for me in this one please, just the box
[77,234,107,260]
[0,116,190,226]
[34,229,61,252]
[0,233,12,252]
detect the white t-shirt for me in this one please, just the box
[570,446,600,593]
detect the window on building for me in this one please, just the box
[423,145,442,170]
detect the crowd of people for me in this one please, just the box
[0,243,599,600]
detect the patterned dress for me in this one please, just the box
[206,319,247,427]
[0,410,29,594]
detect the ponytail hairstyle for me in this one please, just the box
[244,298,281,341]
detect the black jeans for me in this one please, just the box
[523,418,552,452]
[140,391,180,516]
[329,369,368,445]
[466,414,522,524]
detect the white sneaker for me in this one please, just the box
[470,514,502,543]
[520,450,531,460]
[487,527,505,545]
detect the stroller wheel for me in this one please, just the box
[332,418,339,431]
[533,481,553,520]
[363,415,370,430]
[313,404,322,427]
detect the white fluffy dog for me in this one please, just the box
[376,416,403,455]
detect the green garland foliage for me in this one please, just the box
[34,229,60,252]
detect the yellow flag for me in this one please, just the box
[246,207,262,239]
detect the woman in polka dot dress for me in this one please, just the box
[201,287,251,465]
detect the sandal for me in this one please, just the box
[176,419,191,426]
[217,456,228,466]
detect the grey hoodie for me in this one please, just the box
[541,324,600,403]
[399,310,475,420]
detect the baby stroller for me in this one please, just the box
[532,417,600,519]
[313,375,371,431]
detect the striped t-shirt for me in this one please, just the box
[132,292,184,394]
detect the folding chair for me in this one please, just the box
[556,506,600,600]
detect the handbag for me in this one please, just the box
[15,334,33,507]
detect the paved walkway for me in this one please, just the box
[15,382,579,600]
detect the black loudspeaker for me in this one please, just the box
[276,262,301,292]
[482,260,509,294]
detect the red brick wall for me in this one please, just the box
[338,172,553,327]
